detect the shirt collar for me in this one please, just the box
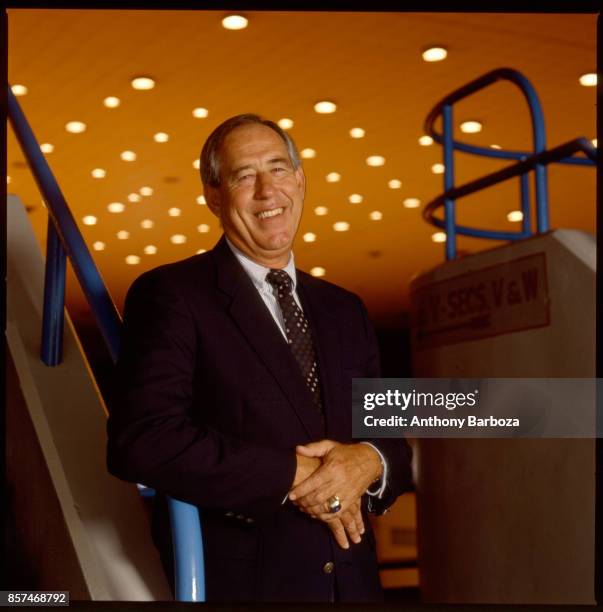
[225,236,298,292]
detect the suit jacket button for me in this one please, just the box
[323,561,335,574]
[225,511,234,517]
[236,514,244,520]
[246,517,255,524]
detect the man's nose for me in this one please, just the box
[255,172,276,199]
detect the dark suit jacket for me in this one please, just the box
[107,236,413,602]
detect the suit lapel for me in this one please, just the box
[212,237,325,440]
[296,275,346,441]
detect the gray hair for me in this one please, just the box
[200,113,301,188]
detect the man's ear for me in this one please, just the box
[204,185,222,218]
[295,167,306,200]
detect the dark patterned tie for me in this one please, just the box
[266,269,323,413]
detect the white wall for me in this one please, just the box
[410,230,595,604]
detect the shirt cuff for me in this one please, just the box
[360,441,388,498]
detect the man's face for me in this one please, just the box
[205,123,305,267]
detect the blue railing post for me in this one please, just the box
[524,79,549,234]
[41,220,67,366]
[442,104,456,260]
[519,173,531,236]
[534,164,549,233]
[168,498,206,602]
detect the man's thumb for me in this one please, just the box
[296,439,337,457]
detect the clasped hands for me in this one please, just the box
[288,440,382,550]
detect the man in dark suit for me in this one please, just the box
[107,114,413,602]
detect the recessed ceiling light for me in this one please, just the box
[140,186,153,196]
[579,73,597,87]
[460,120,482,134]
[507,210,524,222]
[301,148,316,159]
[314,206,328,216]
[82,215,97,225]
[170,234,187,244]
[277,118,294,130]
[193,159,201,169]
[108,202,125,213]
[40,143,54,153]
[144,245,158,255]
[154,132,169,143]
[104,96,120,108]
[366,155,385,167]
[196,249,207,254]
[93,241,105,251]
[141,219,154,229]
[422,46,447,62]
[348,194,363,204]
[128,193,142,202]
[314,100,337,114]
[490,144,502,150]
[11,84,28,96]
[131,76,155,90]
[388,179,402,189]
[222,14,248,30]
[192,107,209,118]
[431,163,445,174]
[121,150,137,162]
[125,255,141,265]
[403,198,421,208]
[326,172,341,183]
[168,207,181,217]
[65,121,86,134]
[91,168,106,178]
[431,231,447,243]
[369,211,383,220]
[419,135,434,146]
[117,230,130,240]
[303,232,316,242]
[310,267,326,277]
[349,127,365,138]
[197,195,206,205]
[333,221,350,232]
[197,224,211,233]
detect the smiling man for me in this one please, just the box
[107,114,413,602]
[203,120,305,266]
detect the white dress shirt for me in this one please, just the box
[225,238,387,506]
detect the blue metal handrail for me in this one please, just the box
[7,87,205,602]
[423,68,597,260]
[7,89,122,365]
[168,498,206,601]
[423,137,597,238]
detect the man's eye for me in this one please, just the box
[272,167,286,174]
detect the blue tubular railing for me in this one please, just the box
[423,137,597,237]
[42,223,67,364]
[168,498,206,601]
[7,89,122,364]
[7,87,205,601]
[423,68,597,260]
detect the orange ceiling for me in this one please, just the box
[6,10,597,325]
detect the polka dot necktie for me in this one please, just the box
[266,269,323,414]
